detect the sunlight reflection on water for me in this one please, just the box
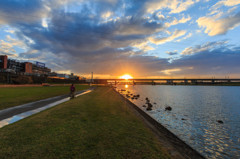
[116,85,240,159]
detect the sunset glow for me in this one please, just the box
[120,74,133,80]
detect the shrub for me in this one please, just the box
[13,76,33,84]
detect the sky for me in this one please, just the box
[0,0,240,79]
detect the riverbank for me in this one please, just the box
[114,87,205,159]
[0,87,170,159]
[0,85,90,110]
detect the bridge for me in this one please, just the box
[92,78,240,85]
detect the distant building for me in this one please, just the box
[0,55,7,69]
[32,63,51,75]
[1,55,83,80]
[0,55,50,75]
[48,72,67,79]
[7,59,24,73]
[25,62,32,74]
[48,72,80,80]
[69,73,80,80]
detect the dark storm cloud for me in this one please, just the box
[0,0,167,77]
[0,0,46,24]
[14,9,163,57]
[167,46,240,76]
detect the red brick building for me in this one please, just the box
[1,55,52,75]
[24,62,32,73]
[0,55,8,69]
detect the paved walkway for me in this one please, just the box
[0,88,94,121]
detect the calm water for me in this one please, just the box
[116,85,240,159]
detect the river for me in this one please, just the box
[116,85,240,159]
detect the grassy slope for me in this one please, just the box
[0,87,170,159]
[0,85,89,110]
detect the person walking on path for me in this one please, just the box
[70,84,76,99]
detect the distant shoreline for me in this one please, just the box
[115,83,240,86]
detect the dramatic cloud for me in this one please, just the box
[168,0,199,14]
[160,68,182,75]
[166,50,178,55]
[0,35,27,57]
[0,0,48,25]
[181,41,228,55]
[170,46,240,77]
[132,41,154,51]
[149,30,186,44]
[145,0,199,14]
[0,0,240,78]
[0,39,17,56]
[12,12,163,60]
[5,35,27,50]
[175,33,192,42]
[165,15,191,27]
[197,11,240,36]
[212,0,240,10]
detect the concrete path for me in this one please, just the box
[0,88,94,121]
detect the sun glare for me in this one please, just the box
[120,74,133,80]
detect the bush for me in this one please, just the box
[13,76,33,84]
[0,75,6,83]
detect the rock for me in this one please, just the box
[146,107,152,111]
[217,120,224,124]
[142,105,146,107]
[145,97,150,103]
[153,102,157,104]
[147,103,153,108]
[165,106,172,111]
[131,95,139,100]
[145,102,153,111]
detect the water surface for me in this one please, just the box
[116,85,240,159]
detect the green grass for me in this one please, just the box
[0,87,170,159]
[0,85,90,110]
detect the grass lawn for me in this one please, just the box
[0,87,170,159]
[0,85,90,110]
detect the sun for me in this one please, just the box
[120,74,133,80]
